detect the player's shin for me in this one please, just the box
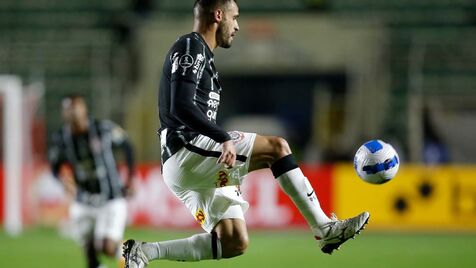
[140,232,222,262]
[271,155,331,238]
[85,239,100,268]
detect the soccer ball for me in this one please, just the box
[353,139,400,184]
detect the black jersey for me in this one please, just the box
[158,32,230,163]
[48,119,134,206]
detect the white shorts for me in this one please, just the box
[69,198,127,246]
[162,131,256,232]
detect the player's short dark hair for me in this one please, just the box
[61,94,88,109]
[62,93,85,102]
[193,0,236,21]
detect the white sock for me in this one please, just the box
[276,168,332,237]
[141,233,222,262]
[115,243,123,259]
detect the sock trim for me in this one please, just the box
[271,154,299,178]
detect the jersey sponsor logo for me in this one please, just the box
[195,209,206,225]
[197,59,206,80]
[216,170,230,187]
[179,54,194,68]
[206,110,217,121]
[207,99,219,109]
[206,86,220,121]
[209,92,220,101]
[179,54,194,75]
[192,53,205,74]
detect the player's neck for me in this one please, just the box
[193,22,217,51]
[71,119,89,134]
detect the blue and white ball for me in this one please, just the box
[354,140,400,184]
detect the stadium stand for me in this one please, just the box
[0,0,132,133]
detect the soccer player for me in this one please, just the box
[48,95,135,268]
[123,0,370,267]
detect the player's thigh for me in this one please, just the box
[95,198,127,243]
[69,202,95,244]
[162,132,253,233]
[249,134,292,171]
[167,185,249,233]
[163,132,256,189]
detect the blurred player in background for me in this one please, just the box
[48,94,135,268]
[123,0,370,267]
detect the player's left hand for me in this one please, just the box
[218,140,236,168]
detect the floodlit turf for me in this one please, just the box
[1,227,475,268]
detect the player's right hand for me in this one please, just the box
[122,181,135,198]
[60,175,77,198]
[218,140,236,168]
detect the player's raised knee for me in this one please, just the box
[269,136,292,159]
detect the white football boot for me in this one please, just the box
[123,240,149,268]
[317,211,370,254]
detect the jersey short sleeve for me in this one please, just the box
[169,36,207,85]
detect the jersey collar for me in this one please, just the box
[192,32,214,56]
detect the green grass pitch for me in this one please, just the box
[1,227,475,268]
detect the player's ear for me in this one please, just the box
[213,8,223,23]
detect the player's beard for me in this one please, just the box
[216,24,232,48]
